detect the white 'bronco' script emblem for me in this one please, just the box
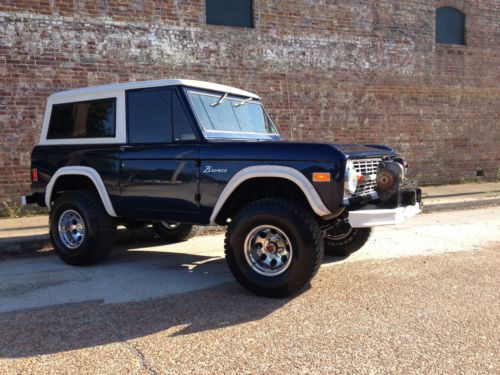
[203,165,228,174]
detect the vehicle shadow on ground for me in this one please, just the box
[0,236,346,359]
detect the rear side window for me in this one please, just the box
[47,98,116,139]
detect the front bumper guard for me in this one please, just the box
[348,203,421,228]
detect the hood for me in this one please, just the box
[200,141,397,162]
[329,144,397,159]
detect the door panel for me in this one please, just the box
[117,86,202,222]
[118,145,200,220]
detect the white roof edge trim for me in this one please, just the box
[48,79,260,100]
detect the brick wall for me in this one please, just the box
[1,0,499,208]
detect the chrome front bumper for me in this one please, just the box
[348,203,422,228]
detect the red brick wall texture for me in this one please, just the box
[1,1,499,206]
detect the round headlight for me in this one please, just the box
[344,161,360,196]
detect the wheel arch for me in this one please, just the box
[45,166,117,217]
[210,165,332,225]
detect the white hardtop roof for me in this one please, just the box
[49,79,260,100]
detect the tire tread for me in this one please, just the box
[224,198,324,297]
[324,227,372,257]
[50,191,116,266]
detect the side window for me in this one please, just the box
[172,92,197,142]
[206,0,253,28]
[127,89,172,144]
[47,98,116,139]
[436,7,465,45]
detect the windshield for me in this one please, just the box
[187,90,279,139]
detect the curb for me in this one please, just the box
[422,198,500,213]
[0,234,51,254]
[1,200,499,256]
[0,226,225,256]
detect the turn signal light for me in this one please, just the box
[31,168,38,182]
[312,172,331,182]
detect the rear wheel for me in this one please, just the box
[152,222,199,243]
[225,198,324,297]
[50,191,116,266]
[324,217,372,257]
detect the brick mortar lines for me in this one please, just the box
[0,1,499,206]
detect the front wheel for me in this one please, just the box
[324,217,372,257]
[225,198,324,297]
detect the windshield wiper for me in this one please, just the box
[210,93,227,107]
[234,97,253,108]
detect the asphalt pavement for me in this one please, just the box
[0,207,499,374]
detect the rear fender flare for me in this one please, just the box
[45,166,117,217]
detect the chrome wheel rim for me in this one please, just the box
[161,221,180,229]
[244,225,293,276]
[58,209,85,249]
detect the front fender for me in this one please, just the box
[209,165,333,224]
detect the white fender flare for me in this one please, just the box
[209,165,333,224]
[45,166,118,217]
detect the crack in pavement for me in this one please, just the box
[100,304,158,375]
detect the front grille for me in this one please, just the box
[351,158,381,197]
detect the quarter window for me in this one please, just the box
[206,0,253,28]
[436,7,465,45]
[172,93,197,142]
[47,98,116,139]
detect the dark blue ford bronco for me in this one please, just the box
[23,79,422,297]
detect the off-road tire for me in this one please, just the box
[225,198,324,298]
[50,191,116,266]
[324,224,372,257]
[152,222,199,243]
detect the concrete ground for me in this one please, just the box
[0,207,499,373]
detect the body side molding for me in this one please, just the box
[45,166,118,217]
[209,165,333,224]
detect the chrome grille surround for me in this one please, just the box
[351,158,382,197]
